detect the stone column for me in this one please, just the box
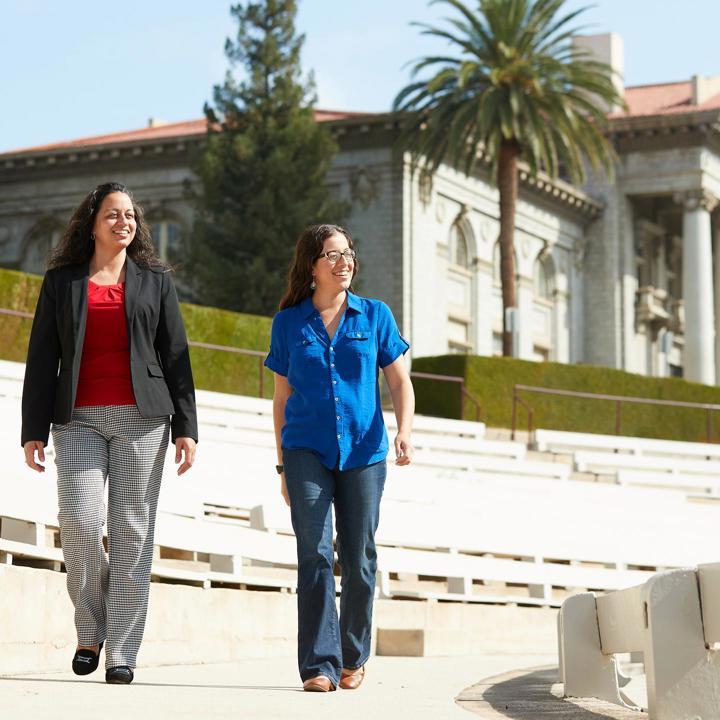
[676,190,718,384]
[553,265,570,363]
[516,275,535,359]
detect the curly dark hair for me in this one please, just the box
[279,224,358,310]
[48,182,164,269]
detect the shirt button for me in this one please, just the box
[336,415,341,420]
[337,434,341,439]
[332,380,337,384]
[335,396,339,402]
[330,347,334,353]
[330,363,335,368]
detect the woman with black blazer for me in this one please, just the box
[21,182,198,684]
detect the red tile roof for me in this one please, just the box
[7,109,373,155]
[613,81,720,119]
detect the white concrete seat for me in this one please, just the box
[411,432,526,459]
[412,449,570,480]
[574,450,720,476]
[536,428,720,460]
[559,563,720,718]
[376,545,652,607]
[616,468,720,494]
[384,411,485,439]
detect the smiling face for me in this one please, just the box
[312,232,355,293]
[92,192,136,253]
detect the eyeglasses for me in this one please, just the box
[318,249,356,264]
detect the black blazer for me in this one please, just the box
[21,256,198,447]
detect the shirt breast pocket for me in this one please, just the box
[343,330,372,356]
[291,336,325,362]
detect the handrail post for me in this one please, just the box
[615,400,622,435]
[707,408,713,443]
[511,387,518,441]
[528,408,534,441]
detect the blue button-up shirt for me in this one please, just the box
[264,292,410,471]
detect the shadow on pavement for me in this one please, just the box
[462,667,632,719]
[0,676,299,691]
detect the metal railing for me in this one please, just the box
[512,383,720,443]
[410,371,482,422]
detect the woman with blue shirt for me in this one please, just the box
[265,223,415,692]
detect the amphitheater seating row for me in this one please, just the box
[535,427,720,461]
[559,563,720,718]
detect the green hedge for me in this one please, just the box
[0,268,274,399]
[412,354,720,443]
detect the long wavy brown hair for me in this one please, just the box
[279,224,358,310]
[48,182,164,269]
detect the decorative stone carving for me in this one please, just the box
[673,189,719,213]
[350,167,380,208]
[418,168,433,207]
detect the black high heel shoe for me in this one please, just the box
[72,642,104,676]
[105,666,134,684]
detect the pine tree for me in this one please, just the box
[189,0,348,315]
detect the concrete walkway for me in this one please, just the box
[0,653,556,720]
[458,666,645,719]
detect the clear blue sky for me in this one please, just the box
[1,0,718,153]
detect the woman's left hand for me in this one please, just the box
[394,432,414,466]
[175,437,197,475]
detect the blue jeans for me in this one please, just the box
[282,448,386,686]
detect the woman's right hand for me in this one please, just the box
[23,441,46,473]
[280,472,290,507]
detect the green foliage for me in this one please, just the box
[0,269,42,361]
[413,355,720,442]
[0,268,273,398]
[394,0,626,183]
[189,0,349,316]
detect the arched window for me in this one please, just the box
[451,223,469,268]
[151,221,183,265]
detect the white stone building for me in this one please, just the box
[1,35,719,383]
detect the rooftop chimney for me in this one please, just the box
[692,75,720,105]
[571,33,625,113]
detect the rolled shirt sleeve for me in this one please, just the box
[264,313,289,376]
[376,301,410,368]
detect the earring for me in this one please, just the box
[310,278,316,290]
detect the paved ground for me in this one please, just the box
[458,666,645,719]
[0,653,556,720]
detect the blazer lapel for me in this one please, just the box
[124,255,142,336]
[70,262,90,355]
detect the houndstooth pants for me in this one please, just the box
[51,405,170,669]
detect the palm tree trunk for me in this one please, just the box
[497,139,520,357]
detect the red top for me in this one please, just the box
[75,280,136,407]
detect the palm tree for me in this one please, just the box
[394,0,624,356]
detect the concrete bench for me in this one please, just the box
[154,512,298,591]
[376,545,652,607]
[384,412,485,439]
[617,469,720,495]
[559,563,720,719]
[536,428,720,460]
[574,450,720,476]
[412,450,570,480]
[411,432,525,460]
